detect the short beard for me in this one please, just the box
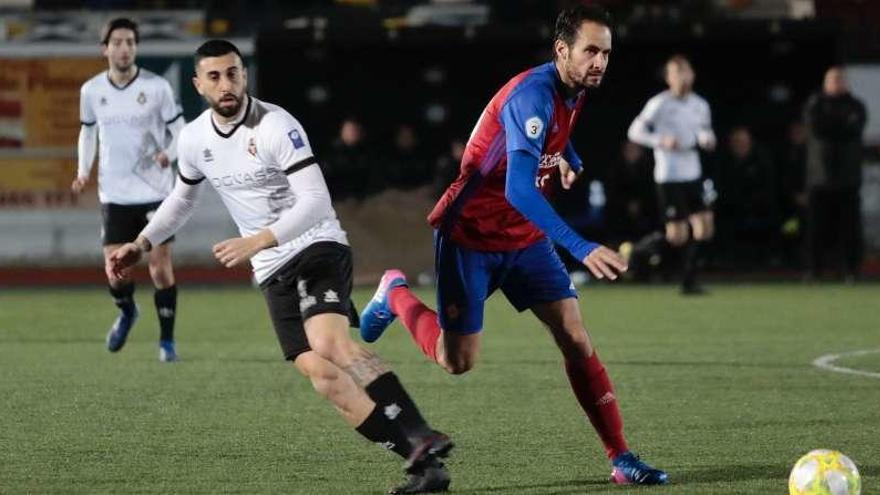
[563,56,592,91]
[212,96,242,118]
[567,68,590,91]
[113,62,134,74]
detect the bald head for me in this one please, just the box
[823,66,848,97]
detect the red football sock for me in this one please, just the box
[388,286,441,361]
[564,350,629,459]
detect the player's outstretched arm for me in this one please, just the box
[506,151,627,281]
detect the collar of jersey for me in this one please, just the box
[211,95,252,139]
[106,66,140,91]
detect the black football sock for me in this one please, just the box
[364,372,433,440]
[109,283,136,317]
[154,285,177,342]
[683,240,706,289]
[355,404,414,459]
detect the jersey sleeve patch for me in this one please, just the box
[524,116,544,139]
[501,83,553,158]
[288,129,305,149]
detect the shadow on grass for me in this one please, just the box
[858,464,880,477]
[680,462,879,483]
[0,337,102,344]
[609,360,801,370]
[488,359,804,370]
[677,462,788,483]
[453,477,608,495]
[451,464,789,494]
[450,462,877,494]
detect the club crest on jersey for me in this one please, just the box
[525,116,544,139]
[203,148,214,162]
[538,152,562,169]
[137,92,147,105]
[288,129,305,149]
[100,96,107,106]
[247,137,257,157]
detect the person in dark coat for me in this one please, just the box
[803,66,867,280]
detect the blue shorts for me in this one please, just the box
[434,230,577,334]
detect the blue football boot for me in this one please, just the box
[610,451,669,485]
[360,269,408,343]
[158,340,178,362]
[106,304,139,352]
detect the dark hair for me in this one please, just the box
[664,54,692,77]
[195,39,243,68]
[554,4,612,48]
[101,18,139,45]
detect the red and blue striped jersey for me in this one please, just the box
[428,62,585,252]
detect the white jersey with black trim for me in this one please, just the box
[629,90,714,183]
[176,96,348,283]
[80,67,183,204]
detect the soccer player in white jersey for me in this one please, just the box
[107,40,452,494]
[72,18,185,360]
[627,55,716,294]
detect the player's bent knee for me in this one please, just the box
[295,362,338,397]
[149,268,175,288]
[306,334,339,361]
[292,352,318,377]
[303,314,357,362]
[559,326,588,348]
[665,225,687,246]
[553,326,592,358]
[293,352,338,391]
[667,233,687,247]
[439,331,480,375]
[440,351,476,375]
[309,373,339,399]
[694,224,714,241]
[443,359,474,375]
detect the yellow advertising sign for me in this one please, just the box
[0,58,104,208]
[0,58,105,148]
[0,153,95,208]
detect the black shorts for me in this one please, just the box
[260,242,360,361]
[101,202,174,246]
[656,180,711,222]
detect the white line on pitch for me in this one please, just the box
[812,348,880,379]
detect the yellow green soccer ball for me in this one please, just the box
[789,449,861,495]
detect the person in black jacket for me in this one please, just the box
[803,66,867,281]
[716,126,780,266]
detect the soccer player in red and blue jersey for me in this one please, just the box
[361,5,668,485]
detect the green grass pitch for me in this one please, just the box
[1,284,878,494]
